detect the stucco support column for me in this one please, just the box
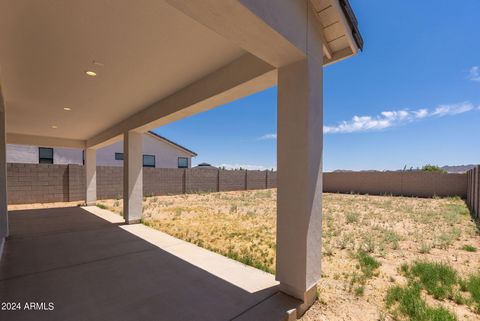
[0,83,8,249]
[85,148,97,205]
[276,54,323,314]
[123,131,143,224]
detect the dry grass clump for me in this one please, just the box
[98,190,480,320]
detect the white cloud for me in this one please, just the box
[430,102,474,116]
[468,66,480,82]
[259,133,277,140]
[257,102,477,136]
[324,102,476,134]
[413,109,428,119]
[217,163,274,171]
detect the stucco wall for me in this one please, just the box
[6,145,38,164]
[6,134,193,168]
[96,134,192,168]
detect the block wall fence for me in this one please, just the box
[6,163,277,204]
[467,166,480,220]
[6,163,474,205]
[323,171,467,198]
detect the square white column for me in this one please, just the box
[85,148,97,205]
[276,55,323,312]
[123,131,143,224]
[0,84,8,243]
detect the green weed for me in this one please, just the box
[404,261,457,300]
[464,274,480,312]
[357,251,380,278]
[345,212,359,224]
[386,284,457,321]
[461,245,477,252]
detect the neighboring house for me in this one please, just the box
[194,163,217,169]
[7,131,197,169]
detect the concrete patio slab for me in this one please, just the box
[0,206,301,321]
[84,206,279,293]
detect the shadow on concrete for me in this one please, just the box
[0,207,299,321]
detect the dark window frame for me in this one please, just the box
[115,152,124,161]
[178,157,188,169]
[39,147,54,164]
[143,154,155,168]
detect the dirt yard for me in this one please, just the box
[97,190,480,320]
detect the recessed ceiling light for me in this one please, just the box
[85,71,97,77]
[63,107,72,111]
[51,125,58,129]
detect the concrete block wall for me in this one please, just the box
[324,171,467,198]
[219,170,246,191]
[266,171,277,188]
[97,166,123,200]
[467,166,480,219]
[7,163,69,204]
[246,170,267,190]
[6,164,474,205]
[6,165,275,204]
[324,172,402,196]
[144,168,184,196]
[68,164,85,202]
[185,168,218,193]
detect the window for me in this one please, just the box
[115,152,124,161]
[143,155,155,168]
[178,157,188,168]
[39,147,54,164]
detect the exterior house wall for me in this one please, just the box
[96,134,191,168]
[6,134,193,168]
[6,145,38,164]
[54,148,83,165]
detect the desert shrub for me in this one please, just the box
[96,203,108,210]
[421,164,447,173]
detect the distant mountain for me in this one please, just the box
[331,165,477,174]
[441,165,476,173]
[332,169,382,173]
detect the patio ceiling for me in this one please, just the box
[0,0,245,141]
[0,0,361,149]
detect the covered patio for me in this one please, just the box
[0,0,362,319]
[1,206,299,320]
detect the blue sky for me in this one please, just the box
[154,0,480,172]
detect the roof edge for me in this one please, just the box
[339,0,363,51]
[147,131,197,157]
